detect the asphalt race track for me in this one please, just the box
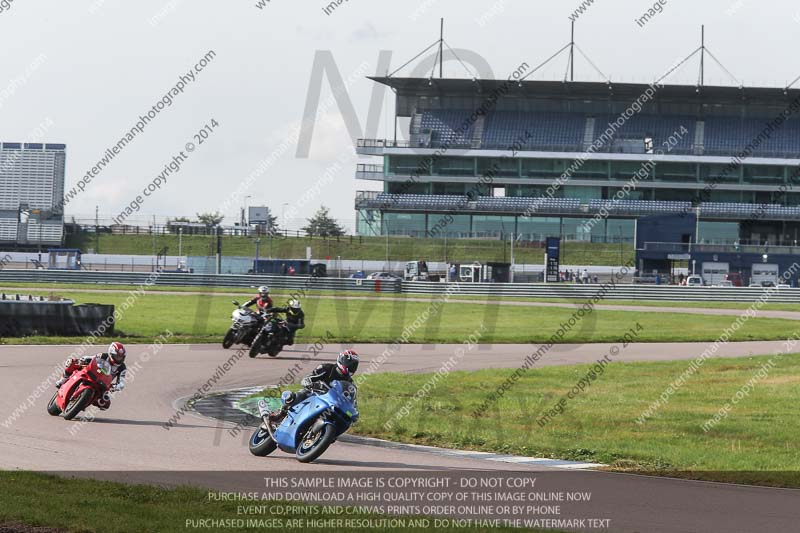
[1,343,798,532]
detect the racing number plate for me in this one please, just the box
[257,399,270,417]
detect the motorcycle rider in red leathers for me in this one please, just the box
[244,286,274,313]
[55,342,127,410]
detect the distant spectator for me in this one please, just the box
[593,275,599,284]
[281,263,288,275]
[582,269,589,284]
[288,266,296,276]
[449,264,456,282]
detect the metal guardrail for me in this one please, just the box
[0,270,401,294]
[1,269,799,302]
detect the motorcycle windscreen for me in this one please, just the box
[273,395,336,451]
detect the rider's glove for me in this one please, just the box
[300,376,313,389]
[64,357,77,368]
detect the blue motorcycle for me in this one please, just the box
[249,381,358,463]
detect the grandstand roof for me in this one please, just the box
[371,76,800,111]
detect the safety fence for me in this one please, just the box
[1,269,799,303]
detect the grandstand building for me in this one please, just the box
[0,142,66,248]
[354,78,800,248]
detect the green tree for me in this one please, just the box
[196,212,224,227]
[302,205,345,237]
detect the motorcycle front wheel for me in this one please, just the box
[222,329,236,349]
[248,334,263,358]
[63,389,93,421]
[296,423,336,463]
[46,392,62,416]
[249,425,278,456]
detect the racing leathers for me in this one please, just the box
[270,363,354,421]
[272,306,305,345]
[55,353,127,410]
[244,294,274,313]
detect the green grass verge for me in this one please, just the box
[355,355,800,487]
[0,472,550,533]
[65,232,633,266]
[2,288,799,345]
[243,355,800,487]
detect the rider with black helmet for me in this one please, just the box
[269,349,359,422]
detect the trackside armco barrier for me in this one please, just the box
[1,269,800,303]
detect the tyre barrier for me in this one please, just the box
[0,296,114,337]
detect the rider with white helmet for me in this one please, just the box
[272,299,305,345]
[55,342,128,410]
[244,286,274,314]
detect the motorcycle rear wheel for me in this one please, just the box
[296,423,336,463]
[222,329,236,349]
[46,392,62,416]
[249,426,278,456]
[63,389,93,421]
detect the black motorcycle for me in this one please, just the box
[222,301,263,349]
[248,312,290,358]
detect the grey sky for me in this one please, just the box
[0,0,797,231]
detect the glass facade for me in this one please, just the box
[382,155,800,204]
[358,154,800,240]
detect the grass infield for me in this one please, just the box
[0,288,798,345]
[0,471,554,533]
[340,354,800,488]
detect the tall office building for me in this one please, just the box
[0,142,66,247]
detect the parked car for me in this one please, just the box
[777,283,790,289]
[723,273,744,287]
[366,272,400,281]
[717,280,734,287]
[685,275,704,286]
[349,271,366,279]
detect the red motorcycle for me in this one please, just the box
[47,356,114,420]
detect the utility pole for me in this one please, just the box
[510,232,516,283]
[95,205,99,253]
[216,225,222,274]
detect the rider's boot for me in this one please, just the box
[268,406,288,423]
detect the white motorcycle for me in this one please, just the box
[222,301,262,349]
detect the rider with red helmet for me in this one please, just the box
[55,342,128,410]
[269,349,359,422]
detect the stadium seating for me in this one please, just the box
[363,192,800,220]
[415,108,800,158]
[593,114,695,153]
[702,117,800,158]
[0,218,18,241]
[481,111,585,151]
[419,110,476,147]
